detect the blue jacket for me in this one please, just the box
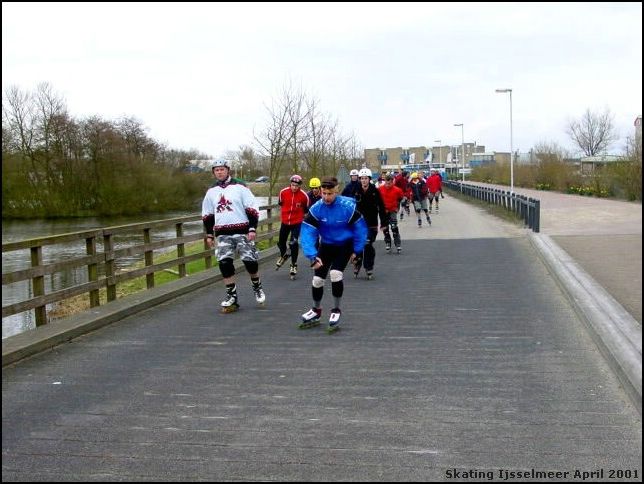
[301,196,367,261]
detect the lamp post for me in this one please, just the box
[433,139,441,166]
[453,123,465,186]
[495,88,513,194]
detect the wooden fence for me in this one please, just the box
[2,204,280,328]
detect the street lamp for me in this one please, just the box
[433,139,441,166]
[495,88,513,194]
[453,123,465,185]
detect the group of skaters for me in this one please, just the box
[201,159,443,333]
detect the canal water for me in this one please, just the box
[2,199,270,338]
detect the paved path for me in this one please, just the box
[470,183,642,323]
[2,192,641,481]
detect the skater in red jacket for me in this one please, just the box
[378,175,405,254]
[276,174,310,278]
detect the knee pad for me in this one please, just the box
[312,275,325,288]
[219,258,235,278]
[415,208,421,214]
[289,238,298,249]
[329,270,343,282]
[242,259,258,274]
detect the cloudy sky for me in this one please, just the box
[3,2,642,158]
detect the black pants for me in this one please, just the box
[360,227,378,271]
[383,212,401,247]
[277,223,301,265]
[312,241,353,304]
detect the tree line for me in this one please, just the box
[2,83,213,218]
[2,82,363,218]
[471,133,641,201]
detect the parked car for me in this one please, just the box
[254,176,269,183]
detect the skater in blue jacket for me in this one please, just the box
[299,176,368,332]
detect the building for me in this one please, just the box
[365,143,485,176]
[579,155,625,174]
[468,152,496,168]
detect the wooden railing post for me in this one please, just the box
[30,245,46,326]
[144,228,154,289]
[176,222,186,278]
[86,236,100,307]
[104,233,117,302]
[204,236,212,269]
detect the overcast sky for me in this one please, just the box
[3,2,642,159]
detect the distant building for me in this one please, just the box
[365,143,485,176]
[579,155,625,174]
[468,152,496,168]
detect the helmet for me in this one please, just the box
[350,169,359,176]
[309,177,321,188]
[211,159,230,169]
[358,168,372,178]
[289,174,303,184]
[411,172,418,179]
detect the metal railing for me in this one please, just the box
[2,204,280,328]
[445,181,540,232]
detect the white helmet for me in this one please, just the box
[358,168,372,178]
[211,159,230,169]
[350,169,359,176]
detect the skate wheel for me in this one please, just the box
[221,305,239,314]
[326,326,340,334]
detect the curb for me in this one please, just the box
[2,246,280,367]
[529,233,642,414]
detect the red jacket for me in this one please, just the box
[278,187,309,225]
[394,173,409,193]
[378,184,404,212]
[427,173,442,194]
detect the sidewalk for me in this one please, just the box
[453,183,642,412]
[468,183,642,323]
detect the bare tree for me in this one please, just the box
[624,132,642,164]
[533,140,571,163]
[253,84,302,202]
[33,82,67,154]
[283,82,310,175]
[116,116,160,162]
[238,144,263,178]
[567,108,619,156]
[300,97,336,177]
[2,85,36,157]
